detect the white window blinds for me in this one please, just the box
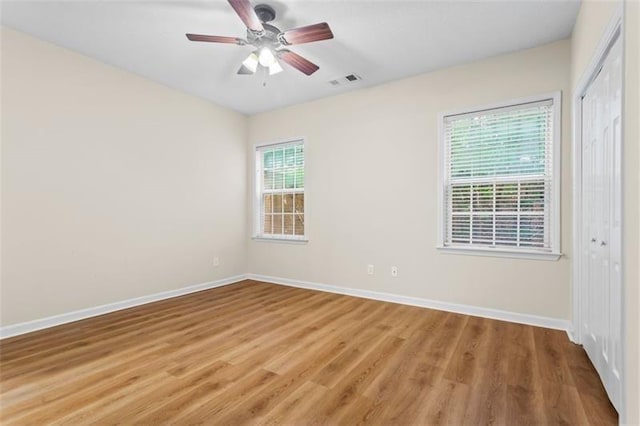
[255,140,305,240]
[442,98,557,252]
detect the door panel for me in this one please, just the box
[580,34,622,412]
[608,35,623,404]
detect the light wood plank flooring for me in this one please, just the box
[0,280,617,424]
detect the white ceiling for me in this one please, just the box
[1,0,580,115]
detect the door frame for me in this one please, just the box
[571,2,624,417]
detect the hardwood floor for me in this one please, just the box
[0,280,617,425]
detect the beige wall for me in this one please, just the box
[571,0,639,422]
[0,28,248,326]
[570,0,621,85]
[248,40,572,320]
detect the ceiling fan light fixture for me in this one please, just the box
[269,60,283,75]
[258,47,276,67]
[242,52,259,73]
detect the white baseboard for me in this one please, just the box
[566,329,580,344]
[1,272,572,340]
[0,274,248,339]
[247,273,573,332]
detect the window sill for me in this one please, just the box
[436,246,562,261]
[252,236,308,245]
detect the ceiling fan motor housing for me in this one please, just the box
[247,22,282,47]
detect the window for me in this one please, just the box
[438,93,561,259]
[254,140,306,241]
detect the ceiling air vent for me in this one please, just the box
[328,74,362,86]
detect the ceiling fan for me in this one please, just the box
[186,0,334,77]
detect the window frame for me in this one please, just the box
[252,138,308,243]
[436,92,562,261]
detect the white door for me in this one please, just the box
[580,34,623,412]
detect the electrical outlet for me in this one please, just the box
[367,265,375,275]
[213,257,220,267]
[391,266,398,277]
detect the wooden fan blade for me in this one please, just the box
[278,50,319,75]
[280,22,333,45]
[228,0,264,32]
[186,34,241,44]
